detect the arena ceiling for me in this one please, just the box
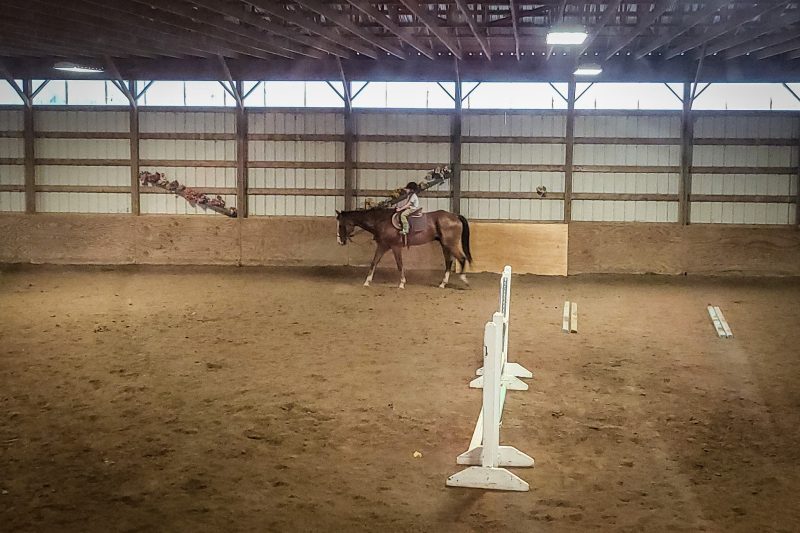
[2,1,800,81]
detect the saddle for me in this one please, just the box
[391,208,424,232]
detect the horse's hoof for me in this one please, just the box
[363,282,370,287]
[438,283,446,289]
[398,284,405,290]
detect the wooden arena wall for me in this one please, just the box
[1,105,799,275]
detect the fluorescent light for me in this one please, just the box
[546,26,588,45]
[53,61,104,73]
[574,64,603,76]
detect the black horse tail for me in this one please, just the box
[458,214,473,264]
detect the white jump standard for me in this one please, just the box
[470,266,533,391]
[447,313,535,491]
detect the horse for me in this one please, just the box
[336,208,472,289]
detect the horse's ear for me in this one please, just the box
[335,210,340,216]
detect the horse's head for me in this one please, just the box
[335,210,355,245]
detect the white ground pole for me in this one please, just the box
[471,266,533,391]
[447,312,535,491]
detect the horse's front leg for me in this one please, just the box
[391,246,406,289]
[364,243,388,287]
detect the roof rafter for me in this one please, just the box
[293,0,407,59]
[635,0,729,59]
[509,0,521,60]
[246,0,380,59]
[187,0,355,59]
[604,0,676,60]
[756,36,800,60]
[576,0,624,56]
[454,0,492,59]
[344,0,436,59]
[664,3,788,60]
[722,18,800,59]
[396,0,463,59]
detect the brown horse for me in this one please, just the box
[336,208,472,289]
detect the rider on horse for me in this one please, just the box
[396,181,421,236]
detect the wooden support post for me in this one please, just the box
[343,88,354,212]
[451,72,463,215]
[128,80,140,216]
[23,79,35,214]
[679,82,694,225]
[236,80,248,218]
[796,115,800,227]
[563,78,576,223]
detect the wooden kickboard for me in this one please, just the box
[562,301,578,334]
[708,305,733,338]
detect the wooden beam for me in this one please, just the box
[509,0,520,60]
[19,1,216,58]
[691,194,796,203]
[128,81,140,216]
[577,0,624,57]
[605,0,676,60]
[756,36,800,60]
[236,80,248,219]
[186,0,353,58]
[723,27,800,59]
[293,0,407,59]
[635,0,728,59]
[679,82,693,225]
[247,0,379,59]
[451,64,463,214]
[665,3,787,60]
[124,0,319,59]
[217,55,243,109]
[453,0,491,60]
[340,59,354,211]
[0,61,27,105]
[23,80,35,214]
[397,0,462,59]
[344,1,435,59]
[564,78,576,223]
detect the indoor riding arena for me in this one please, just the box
[3,2,800,532]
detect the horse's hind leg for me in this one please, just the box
[391,246,406,289]
[447,238,470,287]
[439,243,453,289]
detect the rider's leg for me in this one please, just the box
[400,208,411,234]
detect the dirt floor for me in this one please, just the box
[1,265,799,533]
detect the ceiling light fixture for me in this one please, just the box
[574,63,603,76]
[546,25,588,45]
[53,61,104,73]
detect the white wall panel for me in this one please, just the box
[572,200,678,222]
[573,172,679,194]
[248,140,343,162]
[691,202,795,224]
[693,145,796,167]
[691,173,797,195]
[36,165,130,186]
[35,139,130,159]
[462,170,564,193]
[139,139,234,160]
[248,194,343,216]
[249,168,343,189]
[0,164,24,185]
[35,111,129,132]
[462,143,565,165]
[355,169,449,191]
[573,144,679,166]
[575,115,681,138]
[463,113,566,137]
[0,191,25,212]
[355,112,450,135]
[140,193,235,215]
[249,112,343,135]
[139,111,235,133]
[0,110,23,131]
[462,198,563,220]
[0,138,23,158]
[35,192,130,213]
[354,142,449,163]
[694,115,798,139]
[138,166,235,188]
